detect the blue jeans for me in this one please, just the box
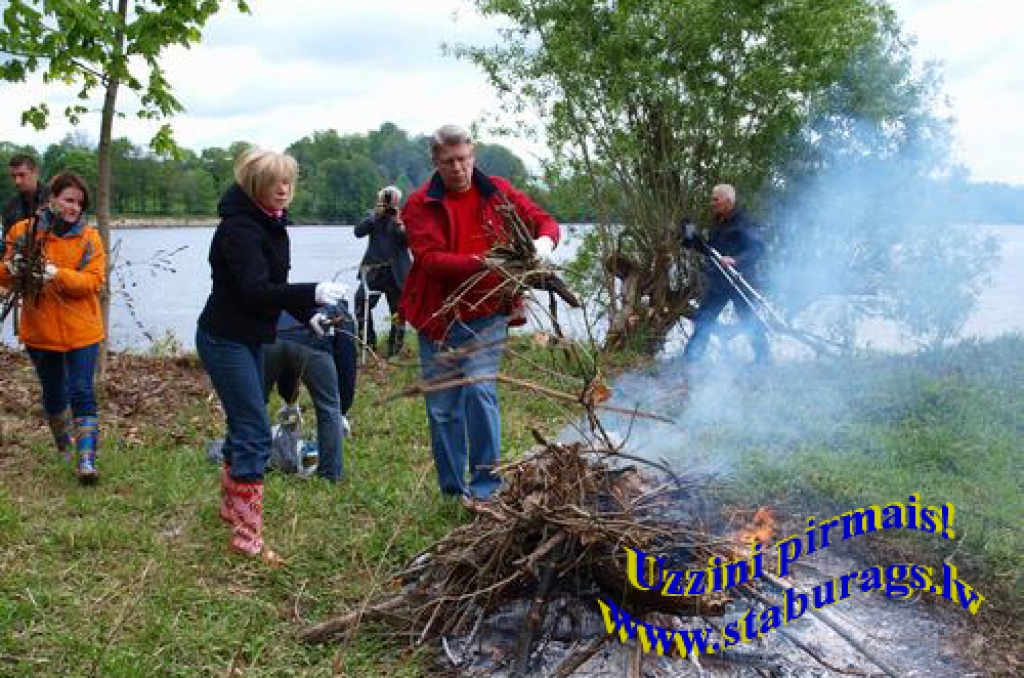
[418,314,508,499]
[196,326,271,482]
[26,343,99,417]
[263,338,345,481]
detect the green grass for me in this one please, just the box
[1,335,1020,675]
[732,336,1024,617]
[0,336,576,677]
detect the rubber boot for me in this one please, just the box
[46,409,74,459]
[219,463,234,524]
[225,478,284,567]
[73,415,99,484]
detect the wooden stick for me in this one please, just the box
[550,634,612,678]
[388,372,675,424]
[511,540,565,677]
[298,594,412,644]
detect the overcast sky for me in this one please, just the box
[1,0,1021,184]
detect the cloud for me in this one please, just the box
[2,0,1021,185]
[892,0,1024,183]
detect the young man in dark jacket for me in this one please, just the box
[681,183,770,366]
[399,124,560,502]
[354,185,412,358]
[3,154,48,252]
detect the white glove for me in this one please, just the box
[315,281,348,306]
[42,263,58,282]
[341,415,351,437]
[309,311,334,337]
[532,236,555,265]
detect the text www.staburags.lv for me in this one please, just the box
[597,561,983,659]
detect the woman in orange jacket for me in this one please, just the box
[0,172,106,483]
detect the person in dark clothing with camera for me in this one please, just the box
[681,183,770,366]
[354,185,412,358]
[262,303,358,483]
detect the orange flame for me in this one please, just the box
[732,506,775,547]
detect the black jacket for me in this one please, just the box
[2,186,48,236]
[354,211,411,290]
[197,184,317,343]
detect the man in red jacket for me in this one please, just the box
[400,124,560,501]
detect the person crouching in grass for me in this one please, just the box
[0,172,106,483]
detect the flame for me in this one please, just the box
[732,506,775,547]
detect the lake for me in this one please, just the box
[2,224,1021,352]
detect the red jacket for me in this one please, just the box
[399,170,560,340]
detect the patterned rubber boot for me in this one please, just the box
[73,415,99,484]
[219,463,234,524]
[226,479,284,567]
[46,409,74,459]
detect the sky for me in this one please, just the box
[1,0,1021,185]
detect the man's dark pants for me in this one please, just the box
[354,275,405,357]
[683,286,770,364]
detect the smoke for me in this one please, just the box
[575,120,1000,476]
[763,119,996,350]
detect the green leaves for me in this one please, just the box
[0,0,249,151]
[459,0,953,351]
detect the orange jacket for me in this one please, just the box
[0,213,106,351]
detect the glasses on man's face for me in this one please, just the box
[437,154,474,169]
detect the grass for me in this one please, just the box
[731,336,1024,618]
[0,335,581,678]
[1,334,1020,675]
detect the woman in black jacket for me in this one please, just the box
[197,147,347,565]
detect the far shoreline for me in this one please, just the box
[109,217,351,229]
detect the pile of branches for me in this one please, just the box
[300,436,902,677]
[299,437,733,656]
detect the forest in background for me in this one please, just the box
[0,122,572,224]
[2,121,1024,226]
[2,122,1024,228]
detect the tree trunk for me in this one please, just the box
[95,0,128,373]
[602,249,696,354]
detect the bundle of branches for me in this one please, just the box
[438,194,581,321]
[0,221,47,323]
[300,438,734,651]
[487,197,580,308]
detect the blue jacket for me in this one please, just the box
[276,305,357,414]
[685,208,765,292]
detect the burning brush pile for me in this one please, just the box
[299,433,909,677]
[298,433,847,676]
[298,202,909,675]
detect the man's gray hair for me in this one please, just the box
[430,124,473,157]
[712,184,737,204]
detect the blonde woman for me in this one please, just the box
[196,148,347,565]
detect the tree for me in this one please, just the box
[1,0,249,356]
[459,0,966,352]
